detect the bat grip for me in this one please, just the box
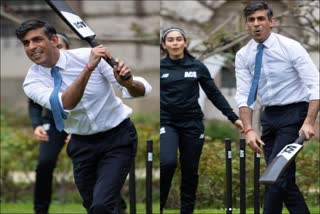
[295,134,305,145]
[85,36,131,80]
[86,37,132,80]
[105,58,132,81]
[87,38,117,66]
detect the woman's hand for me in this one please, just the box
[234,119,244,133]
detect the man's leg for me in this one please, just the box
[89,119,138,214]
[261,115,283,214]
[261,103,310,214]
[179,120,204,214]
[263,127,310,214]
[34,125,66,214]
[67,137,98,213]
[160,125,179,212]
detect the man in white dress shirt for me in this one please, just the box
[235,2,319,214]
[16,20,152,214]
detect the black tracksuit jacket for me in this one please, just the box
[160,55,238,124]
[28,98,53,129]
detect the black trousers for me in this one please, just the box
[261,102,310,214]
[67,118,137,214]
[160,120,204,214]
[34,121,67,214]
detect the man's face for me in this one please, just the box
[245,10,275,43]
[21,28,59,67]
[162,31,187,59]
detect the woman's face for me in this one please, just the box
[57,37,68,50]
[162,31,187,60]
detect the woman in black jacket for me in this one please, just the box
[160,27,244,213]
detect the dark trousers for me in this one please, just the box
[261,102,310,214]
[34,122,67,214]
[67,119,137,214]
[160,120,204,214]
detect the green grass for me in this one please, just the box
[163,206,320,214]
[163,207,320,214]
[1,203,319,214]
[1,203,84,214]
[0,202,160,214]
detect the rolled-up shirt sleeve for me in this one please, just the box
[23,67,69,116]
[99,59,152,99]
[23,73,53,110]
[121,76,152,99]
[235,51,254,109]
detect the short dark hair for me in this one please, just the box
[16,20,57,41]
[244,1,273,20]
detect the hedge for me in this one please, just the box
[1,113,319,209]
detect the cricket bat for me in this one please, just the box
[259,134,306,185]
[44,0,131,80]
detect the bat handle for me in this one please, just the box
[86,37,132,81]
[106,58,132,81]
[295,133,305,145]
[87,37,100,47]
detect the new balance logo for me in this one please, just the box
[184,71,197,78]
[161,73,169,78]
[160,127,166,135]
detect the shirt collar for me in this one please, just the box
[262,32,276,49]
[55,50,67,71]
[252,32,276,49]
[38,50,67,73]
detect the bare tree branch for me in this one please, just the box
[0,5,23,24]
[198,33,249,60]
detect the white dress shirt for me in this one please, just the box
[235,32,319,109]
[23,48,152,135]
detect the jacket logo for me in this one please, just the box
[160,127,166,134]
[161,73,169,78]
[184,71,197,78]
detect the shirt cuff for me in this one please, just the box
[309,91,320,101]
[236,100,255,110]
[58,93,70,117]
[122,76,152,99]
[134,76,152,96]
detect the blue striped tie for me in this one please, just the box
[247,43,264,106]
[49,66,67,131]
